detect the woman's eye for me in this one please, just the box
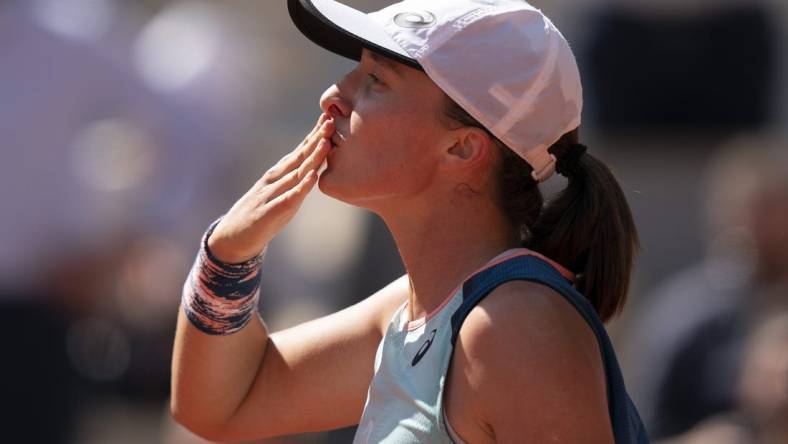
[368,73,382,84]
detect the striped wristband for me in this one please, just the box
[182,218,266,335]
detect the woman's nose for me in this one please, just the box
[319,84,350,119]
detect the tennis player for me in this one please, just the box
[171,1,649,443]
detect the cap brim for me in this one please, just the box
[288,0,422,70]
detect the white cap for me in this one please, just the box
[289,0,583,182]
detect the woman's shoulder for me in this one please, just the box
[460,280,599,355]
[455,281,604,390]
[446,280,613,441]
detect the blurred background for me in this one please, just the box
[1,0,786,443]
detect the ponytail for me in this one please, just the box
[526,130,639,322]
[442,96,639,323]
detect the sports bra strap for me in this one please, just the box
[449,255,650,444]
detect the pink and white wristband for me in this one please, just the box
[182,218,266,335]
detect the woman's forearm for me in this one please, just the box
[170,305,269,440]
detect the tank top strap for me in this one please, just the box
[449,254,650,444]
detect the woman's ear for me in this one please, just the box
[444,127,493,168]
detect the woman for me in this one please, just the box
[171,1,649,443]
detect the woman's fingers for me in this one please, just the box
[298,137,331,179]
[289,112,330,157]
[263,118,334,184]
[263,167,301,202]
[276,114,332,165]
[301,112,330,144]
[264,138,331,202]
[266,170,319,216]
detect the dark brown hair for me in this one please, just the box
[441,96,639,322]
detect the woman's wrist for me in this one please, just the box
[206,229,265,265]
[181,217,267,336]
[202,218,266,270]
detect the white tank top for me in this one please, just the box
[352,249,575,443]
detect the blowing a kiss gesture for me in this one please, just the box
[208,113,335,264]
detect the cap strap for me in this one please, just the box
[523,148,557,183]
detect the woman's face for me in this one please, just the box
[318,49,455,208]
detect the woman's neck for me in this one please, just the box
[378,196,519,322]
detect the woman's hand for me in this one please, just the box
[208,113,335,263]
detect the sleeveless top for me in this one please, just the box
[352,249,650,443]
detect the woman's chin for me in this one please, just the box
[317,168,349,201]
[317,170,335,194]
[318,170,372,208]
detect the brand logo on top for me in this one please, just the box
[393,11,437,28]
[411,328,438,366]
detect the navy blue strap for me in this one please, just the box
[449,255,649,443]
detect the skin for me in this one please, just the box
[170,48,614,443]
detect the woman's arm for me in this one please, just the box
[170,112,407,441]
[171,274,408,442]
